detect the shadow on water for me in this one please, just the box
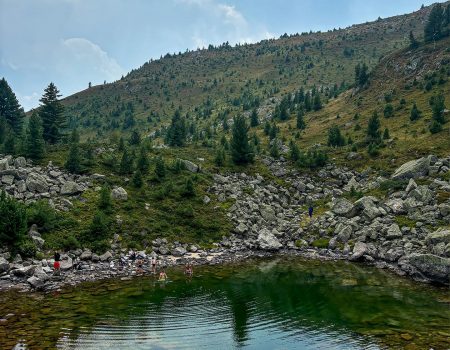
[0,257,449,349]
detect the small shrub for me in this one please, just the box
[27,200,56,232]
[17,239,37,258]
[311,238,330,248]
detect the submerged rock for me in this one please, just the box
[399,254,450,285]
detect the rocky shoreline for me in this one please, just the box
[0,153,449,293]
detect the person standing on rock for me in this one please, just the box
[53,251,61,276]
[151,256,157,274]
[308,204,314,220]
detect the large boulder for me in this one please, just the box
[112,187,128,201]
[257,228,282,251]
[391,157,430,180]
[99,251,113,262]
[386,224,402,240]
[14,157,27,168]
[80,249,92,260]
[260,205,277,222]
[409,185,433,204]
[426,230,450,245]
[171,247,187,257]
[60,257,73,271]
[354,196,382,220]
[350,242,367,261]
[0,158,9,171]
[60,181,82,195]
[332,198,355,218]
[0,257,9,274]
[26,173,49,193]
[399,254,450,285]
[177,159,200,173]
[27,276,46,289]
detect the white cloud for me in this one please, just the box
[18,91,40,112]
[61,38,124,80]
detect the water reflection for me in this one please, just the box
[0,258,449,349]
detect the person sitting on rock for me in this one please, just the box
[136,259,144,274]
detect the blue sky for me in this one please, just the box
[0,0,438,111]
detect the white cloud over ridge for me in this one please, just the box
[61,38,124,80]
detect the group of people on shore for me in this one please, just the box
[52,250,194,282]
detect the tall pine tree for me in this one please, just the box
[166,110,187,146]
[230,115,253,165]
[250,108,259,127]
[26,112,45,161]
[39,82,65,144]
[424,3,444,42]
[0,78,25,134]
[367,111,381,144]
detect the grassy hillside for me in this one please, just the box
[60,3,437,142]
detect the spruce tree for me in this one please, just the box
[424,3,444,42]
[431,93,446,124]
[26,112,45,161]
[289,141,300,161]
[0,117,6,145]
[136,146,149,173]
[214,148,226,167]
[119,147,133,174]
[383,128,390,140]
[409,31,419,49]
[129,130,141,145]
[39,82,65,144]
[98,185,112,212]
[230,115,253,165]
[166,110,187,146]
[183,178,195,197]
[132,170,143,188]
[367,111,381,144]
[313,93,322,111]
[155,156,166,179]
[65,129,81,173]
[410,103,422,121]
[250,108,259,127]
[0,78,25,134]
[327,125,346,147]
[355,63,369,87]
[4,133,15,155]
[296,109,306,130]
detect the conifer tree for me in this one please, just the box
[313,93,322,111]
[367,111,381,144]
[136,146,149,173]
[354,63,369,87]
[129,129,141,145]
[383,128,390,140]
[410,103,422,121]
[98,185,112,211]
[289,141,300,161]
[4,133,15,155]
[409,31,419,49]
[327,125,346,147]
[39,82,65,144]
[0,117,6,145]
[26,112,45,161]
[0,78,25,135]
[166,110,187,146]
[183,177,195,197]
[119,147,133,174]
[214,147,226,166]
[424,3,444,42]
[155,156,166,179]
[65,129,81,173]
[132,170,143,188]
[250,108,259,127]
[230,115,253,165]
[296,109,306,130]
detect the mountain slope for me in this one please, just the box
[60,3,436,141]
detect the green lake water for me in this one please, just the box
[0,257,449,349]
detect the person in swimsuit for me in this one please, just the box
[159,269,168,281]
[53,251,61,276]
[151,256,157,274]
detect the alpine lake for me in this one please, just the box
[0,257,449,349]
